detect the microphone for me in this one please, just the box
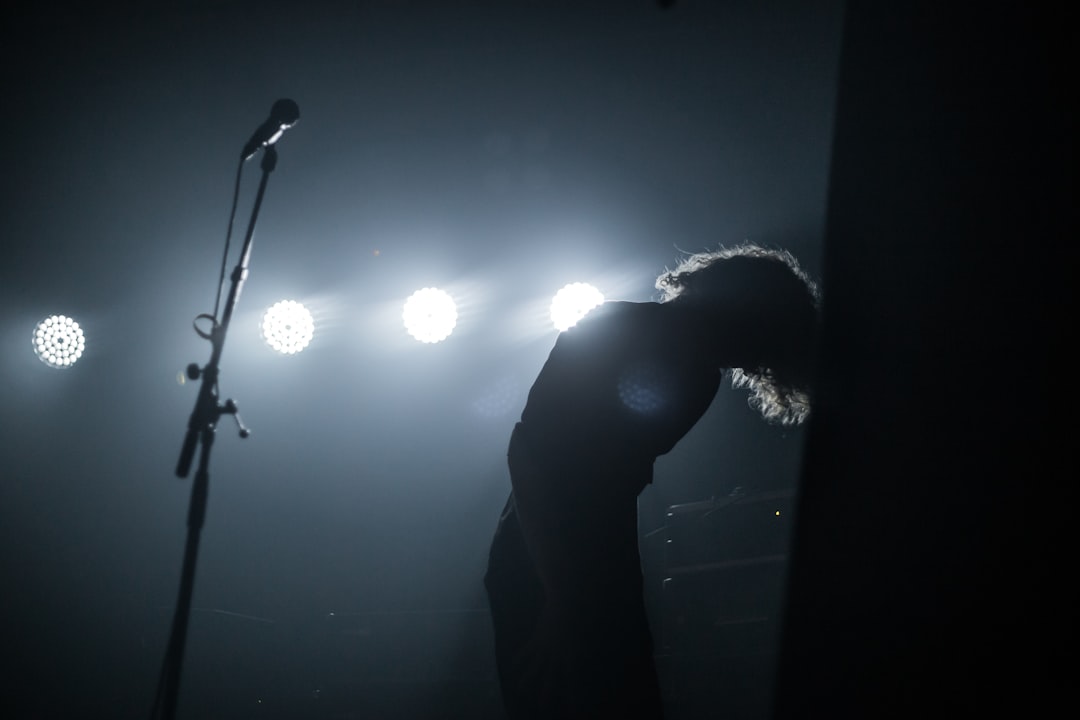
[241,99,300,161]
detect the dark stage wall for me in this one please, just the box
[774,3,1068,718]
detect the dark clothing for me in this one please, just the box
[485,302,722,719]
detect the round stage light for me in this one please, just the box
[261,300,314,355]
[32,315,86,369]
[550,282,604,331]
[403,287,458,344]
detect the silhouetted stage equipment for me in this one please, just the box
[661,488,795,650]
[152,100,299,720]
[656,489,796,718]
[656,490,794,651]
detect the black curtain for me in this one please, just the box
[774,3,1070,718]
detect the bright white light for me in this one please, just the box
[550,282,604,331]
[33,314,86,369]
[403,287,458,344]
[261,300,314,355]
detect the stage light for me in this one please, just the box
[550,282,604,331]
[403,287,458,344]
[32,315,86,369]
[261,300,314,355]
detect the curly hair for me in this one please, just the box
[656,243,821,426]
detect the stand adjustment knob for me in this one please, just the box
[222,399,251,439]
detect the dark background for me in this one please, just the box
[0,2,844,718]
[776,3,1066,718]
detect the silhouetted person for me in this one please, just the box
[484,244,821,719]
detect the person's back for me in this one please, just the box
[518,300,723,493]
[486,244,821,719]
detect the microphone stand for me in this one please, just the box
[151,145,278,720]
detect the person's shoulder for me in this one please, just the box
[583,300,655,323]
[555,301,661,347]
[561,301,644,334]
